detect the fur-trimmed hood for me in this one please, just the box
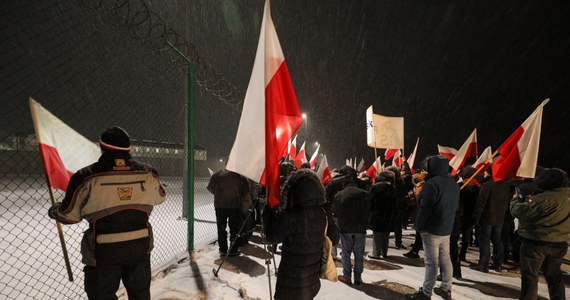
[278,169,326,211]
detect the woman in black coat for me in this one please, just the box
[368,170,399,258]
[265,168,340,300]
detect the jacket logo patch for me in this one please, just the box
[115,159,126,167]
[117,187,134,201]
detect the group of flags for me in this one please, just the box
[30,0,549,212]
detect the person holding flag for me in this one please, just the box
[48,126,165,300]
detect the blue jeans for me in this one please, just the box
[478,224,503,269]
[421,232,452,296]
[340,233,366,280]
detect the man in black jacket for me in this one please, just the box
[48,126,165,300]
[207,168,250,256]
[471,173,512,273]
[333,168,371,285]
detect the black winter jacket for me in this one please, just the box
[472,180,512,226]
[266,169,339,300]
[333,183,371,233]
[368,181,399,232]
[207,169,249,209]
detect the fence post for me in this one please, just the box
[167,42,195,253]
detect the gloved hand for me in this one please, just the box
[48,203,61,219]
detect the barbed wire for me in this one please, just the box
[76,0,244,111]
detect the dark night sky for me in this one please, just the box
[1,1,569,176]
[189,0,570,173]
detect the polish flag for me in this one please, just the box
[309,143,320,169]
[366,156,382,182]
[29,98,100,191]
[384,148,399,161]
[357,157,365,173]
[294,141,307,169]
[289,135,297,160]
[226,0,303,209]
[449,129,478,175]
[316,154,332,185]
[438,144,458,161]
[407,137,420,174]
[492,99,549,181]
[346,158,352,167]
[392,149,403,167]
[471,146,493,173]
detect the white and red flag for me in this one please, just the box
[226,0,303,209]
[294,141,307,169]
[316,154,332,185]
[492,99,549,181]
[438,144,458,161]
[384,148,399,161]
[366,156,382,182]
[309,143,320,169]
[471,146,493,173]
[449,129,478,175]
[392,149,403,167]
[29,98,100,191]
[288,135,297,160]
[407,137,420,174]
[357,157,365,172]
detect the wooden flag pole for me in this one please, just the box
[47,185,74,281]
[460,150,499,190]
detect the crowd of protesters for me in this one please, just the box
[207,153,569,300]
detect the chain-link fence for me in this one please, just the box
[1,0,239,299]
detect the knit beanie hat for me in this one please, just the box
[99,126,131,151]
[535,168,569,190]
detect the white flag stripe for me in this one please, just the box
[517,99,548,177]
[29,98,100,173]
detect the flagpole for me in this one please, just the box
[47,185,74,282]
[460,150,498,190]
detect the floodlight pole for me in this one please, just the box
[167,42,195,253]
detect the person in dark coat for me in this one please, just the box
[458,167,482,261]
[265,169,339,300]
[48,126,165,300]
[368,170,398,259]
[471,173,513,273]
[207,169,250,256]
[325,165,358,256]
[406,155,459,300]
[333,172,371,285]
[386,166,409,249]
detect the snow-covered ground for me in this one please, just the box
[2,175,568,299]
[146,228,570,300]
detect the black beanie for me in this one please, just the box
[535,168,569,190]
[99,126,131,151]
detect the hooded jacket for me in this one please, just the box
[510,168,570,243]
[416,155,460,235]
[266,169,339,300]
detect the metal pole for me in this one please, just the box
[187,61,196,253]
[166,42,195,253]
